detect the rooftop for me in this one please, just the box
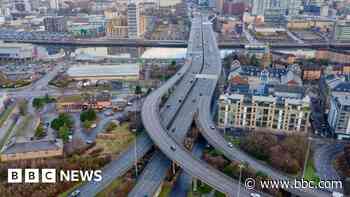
[67,64,139,78]
[2,139,63,155]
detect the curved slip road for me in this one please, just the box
[141,15,268,197]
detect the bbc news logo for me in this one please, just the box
[8,169,102,183]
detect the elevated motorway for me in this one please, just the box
[195,22,333,197]
[5,38,350,49]
[128,16,206,196]
[75,132,153,197]
[141,15,267,197]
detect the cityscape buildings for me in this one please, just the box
[43,16,67,32]
[127,1,140,38]
[0,0,348,196]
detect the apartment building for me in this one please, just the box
[218,86,310,133]
[106,14,128,38]
[218,63,310,133]
[328,94,350,139]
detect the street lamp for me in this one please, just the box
[302,136,313,179]
[237,164,244,197]
[134,136,138,177]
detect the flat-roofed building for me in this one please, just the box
[67,64,139,80]
[0,43,36,61]
[57,92,112,112]
[328,93,350,139]
[218,86,310,133]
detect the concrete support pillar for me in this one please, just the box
[172,161,176,175]
[193,178,198,192]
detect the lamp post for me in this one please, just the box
[237,164,244,197]
[302,136,312,179]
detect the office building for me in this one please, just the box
[334,21,350,41]
[128,1,140,38]
[223,1,246,16]
[251,0,302,17]
[12,0,31,12]
[252,0,271,16]
[49,0,59,10]
[44,16,67,32]
[287,0,302,16]
[106,14,129,38]
[328,94,350,139]
[215,0,224,13]
[159,0,182,7]
[0,43,36,61]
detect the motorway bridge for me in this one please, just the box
[140,12,333,197]
[4,38,350,50]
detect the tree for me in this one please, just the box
[106,122,117,132]
[35,124,46,138]
[146,88,152,95]
[80,109,97,122]
[51,113,74,131]
[250,54,260,67]
[134,85,142,95]
[32,98,45,110]
[83,120,93,129]
[58,125,70,142]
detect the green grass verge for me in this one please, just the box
[15,115,34,137]
[96,178,122,197]
[0,121,16,150]
[304,158,320,184]
[0,105,15,127]
[159,184,172,197]
[224,134,241,146]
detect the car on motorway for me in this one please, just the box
[170,146,176,151]
[69,190,81,197]
[104,111,114,116]
[228,142,233,148]
[166,104,171,108]
[86,140,93,144]
[250,193,261,197]
[210,125,215,130]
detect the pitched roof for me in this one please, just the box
[2,139,63,154]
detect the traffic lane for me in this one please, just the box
[160,56,203,124]
[129,17,204,195]
[76,132,153,197]
[314,143,344,182]
[169,141,206,197]
[196,88,331,197]
[128,151,171,197]
[142,77,251,197]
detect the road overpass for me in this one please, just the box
[141,12,335,197]
[5,38,350,49]
[128,16,207,197]
[141,14,266,197]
